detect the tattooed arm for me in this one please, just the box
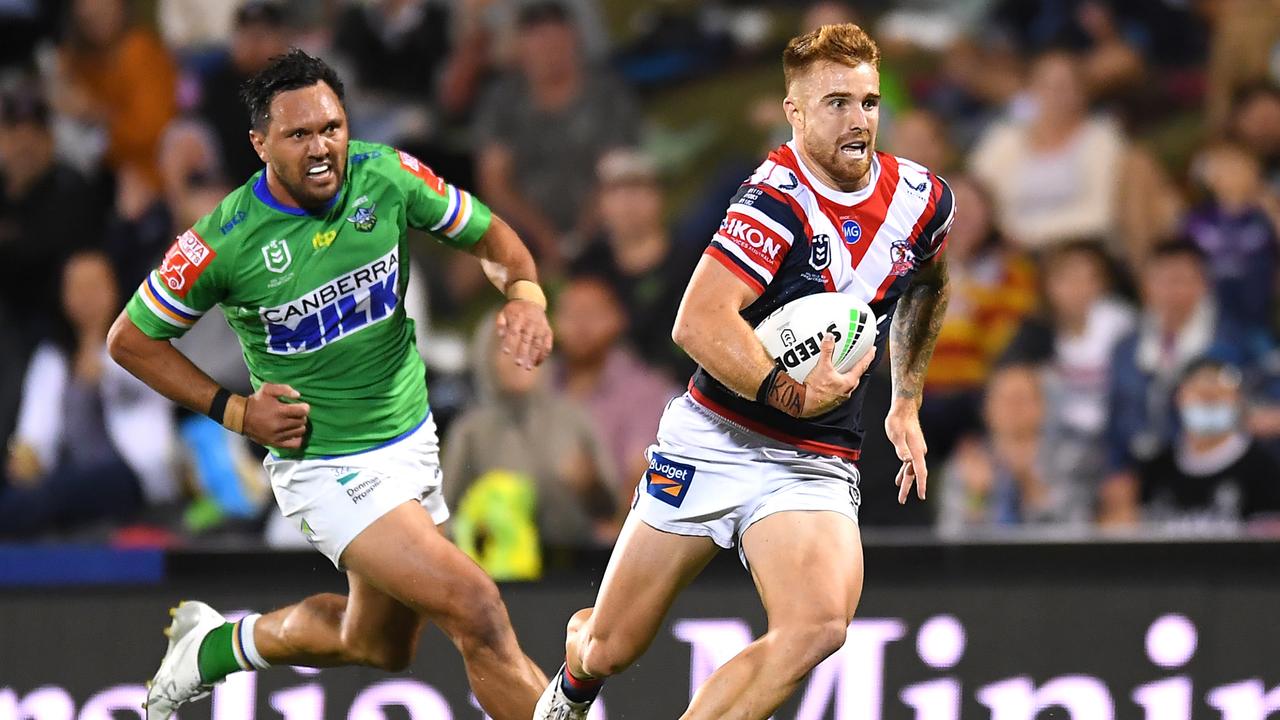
[885,250,951,503]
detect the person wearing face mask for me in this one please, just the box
[1136,358,1280,526]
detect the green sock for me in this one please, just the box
[197,622,248,683]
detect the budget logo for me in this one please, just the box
[260,250,400,355]
[262,239,292,273]
[646,452,695,508]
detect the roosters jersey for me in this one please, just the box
[690,141,955,461]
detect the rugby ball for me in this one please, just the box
[754,293,877,383]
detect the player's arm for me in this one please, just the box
[469,213,553,370]
[107,315,311,450]
[671,257,874,418]
[885,249,951,503]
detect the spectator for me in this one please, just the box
[970,50,1126,251]
[888,108,957,175]
[474,1,641,271]
[56,0,178,192]
[1134,359,1280,528]
[990,0,1148,98]
[1105,240,1275,476]
[331,0,459,148]
[1229,83,1280,193]
[0,83,101,348]
[1184,141,1279,335]
[574,148,701,380]
[939,364,1091,533]
[1,252,177,538]
[1206,0,1280,131]
[553,274,679,510]
[444,316,618,549]
[922,176,1037,463]
[191,0,290,184]
[1003,240,1135,495]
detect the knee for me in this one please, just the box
[769,618,849,675]
[577,622,644,678]
[443,578,509,652]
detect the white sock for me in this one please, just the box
[239,613,272,670]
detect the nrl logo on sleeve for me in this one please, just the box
[347,203,377,232]
[262,238,292,273]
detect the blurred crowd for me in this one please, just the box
[2,0,1280,574]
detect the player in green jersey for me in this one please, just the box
[108,50,552,720]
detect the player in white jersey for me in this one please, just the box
[535,23,954,720]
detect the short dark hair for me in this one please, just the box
[517,1,571,29]
[239,48,345,131]
[1148,237,1208,267]
[1179,356,1243,390]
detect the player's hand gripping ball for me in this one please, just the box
[754,292,878,383]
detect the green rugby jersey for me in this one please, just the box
[125,140,492,458]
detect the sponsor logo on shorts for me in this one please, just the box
[646,452,695,508]
[344,475,382,504]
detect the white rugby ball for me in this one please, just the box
[754,293,878,383]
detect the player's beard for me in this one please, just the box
[276,156,346,210]
[805,133,874,190]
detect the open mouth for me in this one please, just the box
[305,161,334,183]
[840,140,869,159]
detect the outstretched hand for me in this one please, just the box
[496,299,553,369]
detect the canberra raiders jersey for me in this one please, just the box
[126,140,491,459]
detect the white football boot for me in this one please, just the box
[533,665,595,720]
[143,600,227,720]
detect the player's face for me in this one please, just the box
[785,60,880,191]
[251,82,349,210]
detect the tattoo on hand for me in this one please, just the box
[766,374,806,416]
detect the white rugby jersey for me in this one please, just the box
[690,141,956,460]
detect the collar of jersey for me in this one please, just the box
[253,171,345,217]
[786,139,880,206]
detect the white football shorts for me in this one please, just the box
[633,394,861,566]
[264,413,448,569]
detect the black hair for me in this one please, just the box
[1148,237,1208,267]
[517,1,572,29]
[1178,356,1243,390]
[239,48,345,131]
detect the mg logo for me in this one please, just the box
[262,239,292,273]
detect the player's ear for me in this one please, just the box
[783,96,803,130]
[249,128,269,163]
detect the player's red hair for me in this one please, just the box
[783,23,881,89]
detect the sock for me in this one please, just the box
[560,663,604,704]
[238,613,272,671]
[196,614,270,684]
